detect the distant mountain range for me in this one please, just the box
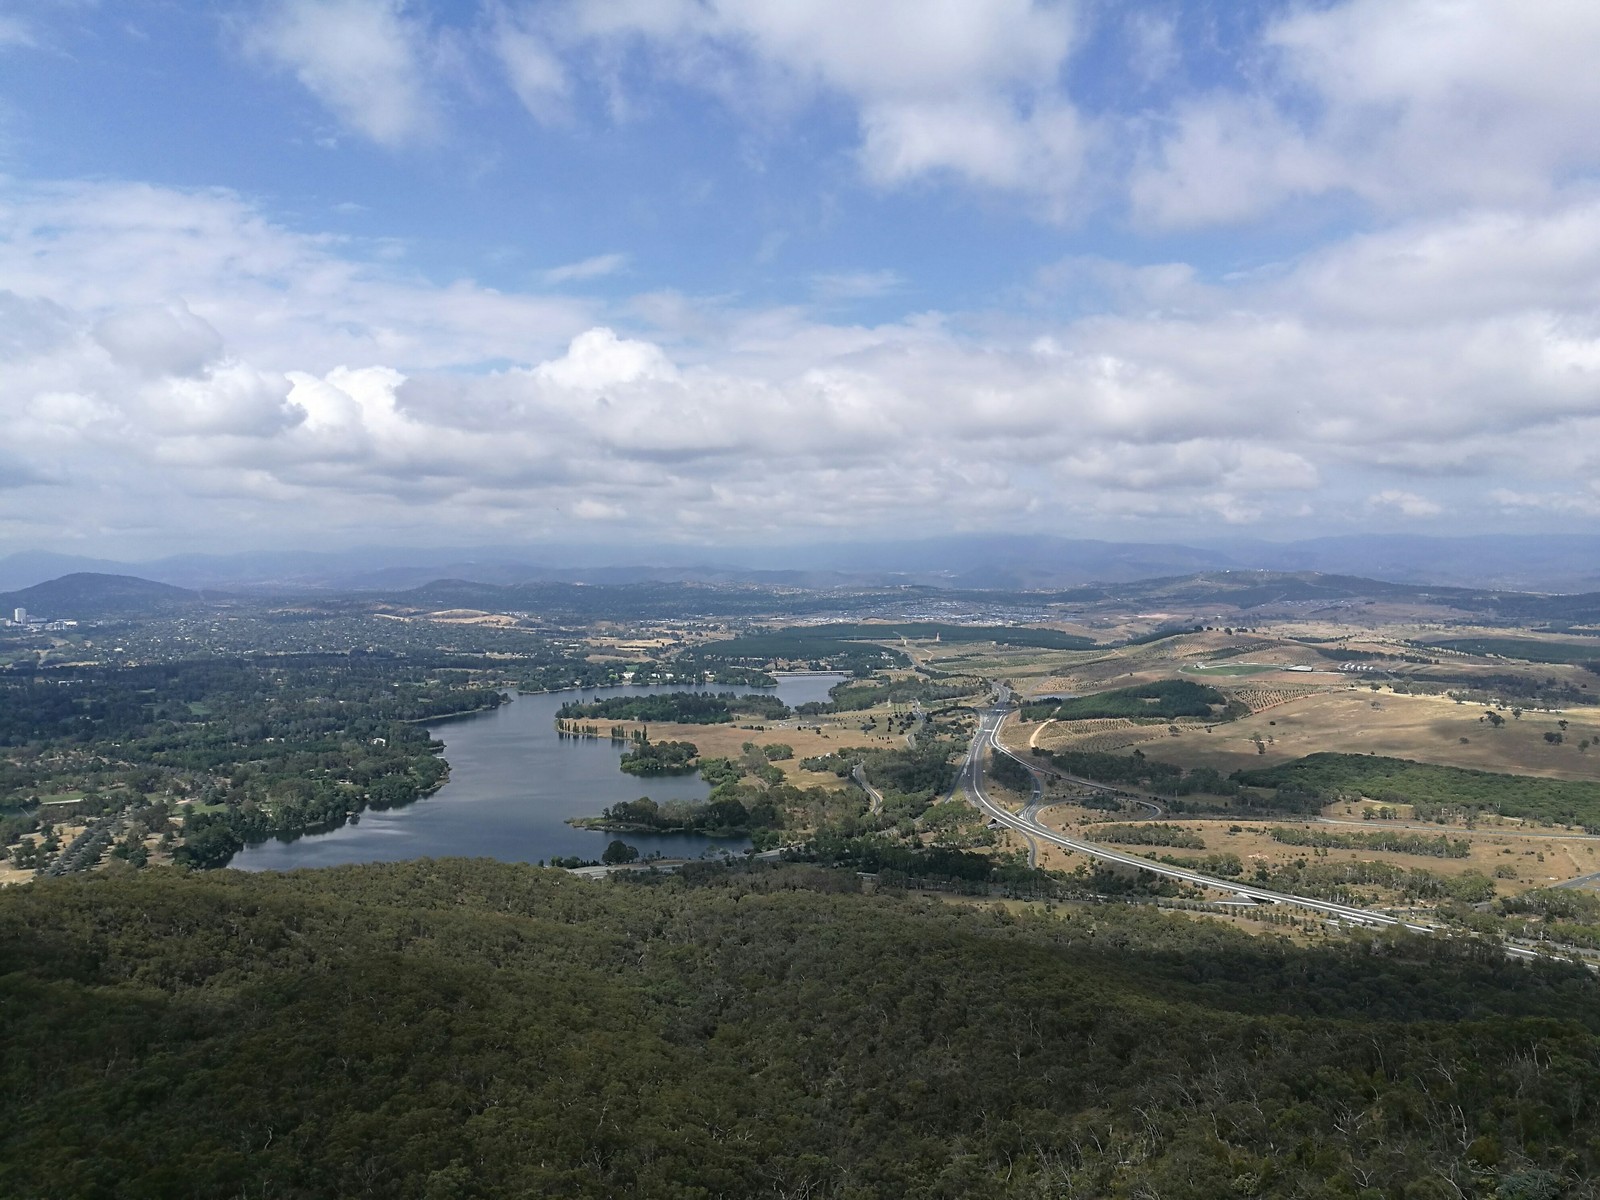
[7,566,1600,628]
[0,573,204,619]
[2,533,1599,596]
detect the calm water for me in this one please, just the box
[231,674,846,871]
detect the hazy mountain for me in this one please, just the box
[2,533,1598,594]
[1207,534,1600,592]
[0,573,203,618]
[0,551,139,592]
[0,538,1239,593]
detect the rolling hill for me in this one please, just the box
[0,572,203,619]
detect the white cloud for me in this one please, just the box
[490,6,569,121]
[138,362,300,438]
[571,497,625,520]
[1368,489,1444,518]
[1123,11,1178,86]
[227,0,1600,231]
[498,0,1092,213]
[93,302,225,378]
[1129,96,1335,229]
[0,15,35,49]
[533,327,676,389]
[858,97,1088,204]
[542,252,628,285]
[1490,487,1600,518]
[809,269,902,302]
[0,180,591,371]
[246,0,441,147]
[3,177,1600,550]
[1134,0,1600,227]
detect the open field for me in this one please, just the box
[0,859,37,886]
[1182,662,1307,677]
[1143,689,1600,780]
[1009,683,1600,780]
[962,621,1600,900]
[1033,803,1600,898]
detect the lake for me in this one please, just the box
[231,673,847,871]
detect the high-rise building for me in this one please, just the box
[12,607,26,624]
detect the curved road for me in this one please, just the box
[964,691,1597,967]
[852,763,885,816]
[962,688,1492,940]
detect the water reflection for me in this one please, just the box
[232,674,846,871]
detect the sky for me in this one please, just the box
[2,0,1600,558]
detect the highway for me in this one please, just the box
[959,687,1477,937]
[852,763,886,816]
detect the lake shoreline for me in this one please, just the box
[228,674,848,872]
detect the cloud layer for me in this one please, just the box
[1,1,1599,553]
[239,0,1600,224]
[2,173,1599,551]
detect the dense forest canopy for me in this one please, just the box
[556,691,790,724]
[797,673,983,715]
[1,860,1596,1199]
[0,654,510,869]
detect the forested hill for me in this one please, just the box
[0,571,202,617]
[2,860,1597,1198]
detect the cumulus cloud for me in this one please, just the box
[93,302,225,378]
[533,327,677,389]
[2,176,1600,549]
[1133,0,1600,227]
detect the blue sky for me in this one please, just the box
[2,0,1600,555]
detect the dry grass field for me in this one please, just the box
[1137,688,1600,780]
[1007,674,1600,784]
[0,859,38,886]
[1031,802,1600,896]
[955,620,1600,902]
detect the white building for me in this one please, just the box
[12,607,26,624]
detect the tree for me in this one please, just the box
[601,839,639,865]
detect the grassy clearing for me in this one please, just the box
[1034,805,1600,898]
[1181,663,1290,677]
[1128,689,1600,782]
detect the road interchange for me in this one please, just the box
[955,687,1564,956]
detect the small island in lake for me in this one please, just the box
[568,794,782,842]
[619,737,700,776]
[556,690,790,725]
